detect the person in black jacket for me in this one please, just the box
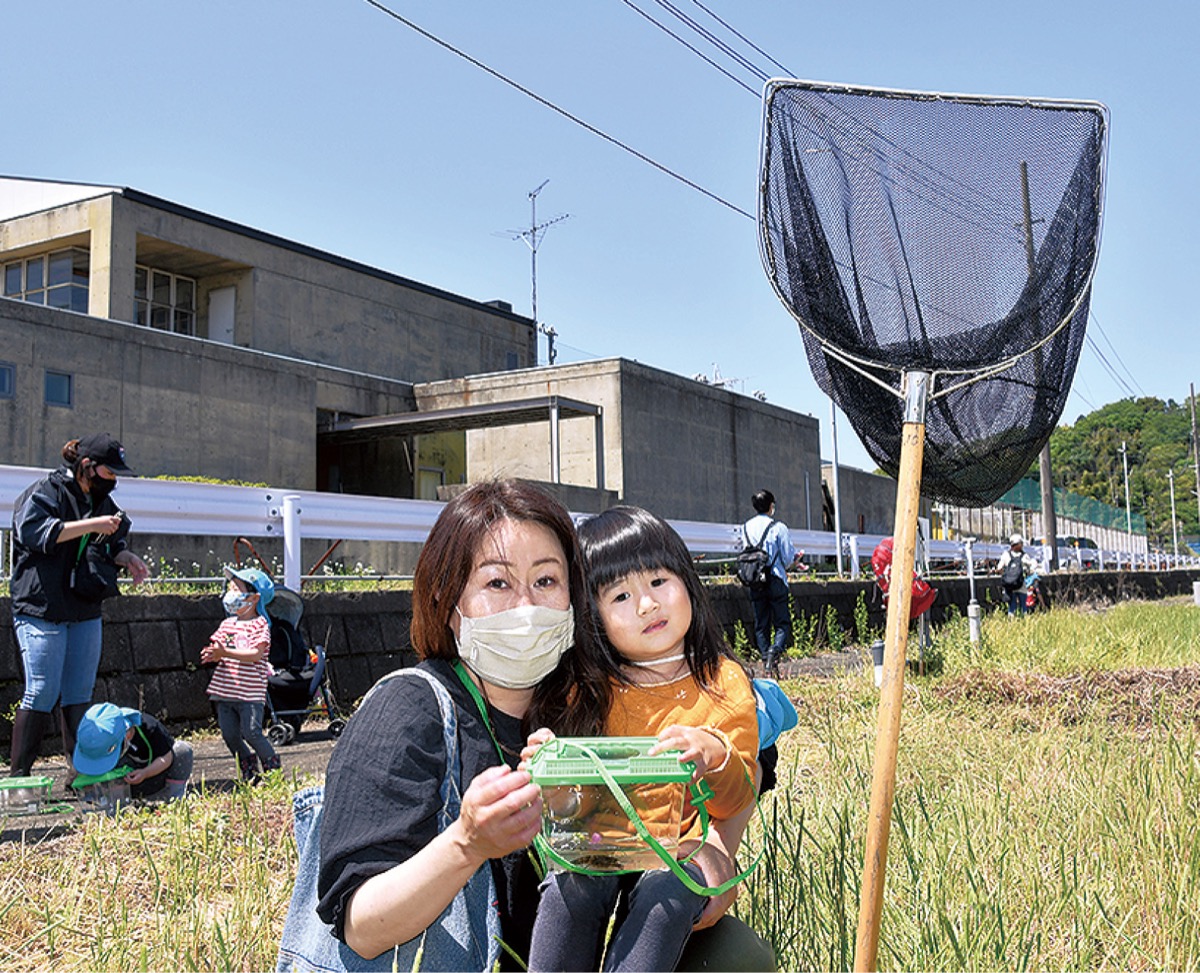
[8,434,149,778]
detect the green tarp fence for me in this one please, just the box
[997,478,1146,534]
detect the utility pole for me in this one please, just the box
[830,399,844,575]
[509,180,570,365]
[1192,383,1200,545]
[1119,440,1132,568]
[1021,162,1058,570]
[1167,468,1179,558]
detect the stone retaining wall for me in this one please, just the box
[3,569,1197,746]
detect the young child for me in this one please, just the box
[73,701,194,801]
[526,505,759,973]
[200,567,281,782]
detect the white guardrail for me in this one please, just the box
[2,464,1196,589]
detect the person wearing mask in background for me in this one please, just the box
[201,567,282,783]
[8,435,149,779]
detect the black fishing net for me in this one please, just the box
[760,81,1107,506]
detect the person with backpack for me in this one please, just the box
[996,534,1040,617]
[741,490,798,673]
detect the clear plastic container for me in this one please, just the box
[529,737,693,872]
[0,775,53,815]
[73,771,132,815]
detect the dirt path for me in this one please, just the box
[3,651,864,842]
[1,722,339,842]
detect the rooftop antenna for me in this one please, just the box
[691,363,746,392]
[505,179,570,364]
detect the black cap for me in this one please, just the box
[77,433,135,475]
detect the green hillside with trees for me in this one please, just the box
[1046,394,1200,549]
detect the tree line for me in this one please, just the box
[1046,395,1200,548]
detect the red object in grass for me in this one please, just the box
[870,538,937,619]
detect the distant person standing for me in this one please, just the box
[744,490,798,672]
[996,534,1039,617]
[8,435,149,778]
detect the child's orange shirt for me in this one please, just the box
[605,656,758,839]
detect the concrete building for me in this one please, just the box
[0,176,533,493]
[413,359,823,527]
[2,176,827,569]
[821,463,904,536]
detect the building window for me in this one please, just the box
[45,370,72,407]
[2,248,89,312]
[134,265,196,335]
[0,362,13,399]
[506,351,520,370]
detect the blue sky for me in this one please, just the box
[6,0,1197,472]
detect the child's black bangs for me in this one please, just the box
[579,508,694,593]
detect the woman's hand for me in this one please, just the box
[113,550,150,584]
[454,764,543,863]
[346,764,543,960]
[88,514,124,536]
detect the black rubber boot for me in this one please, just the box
[9,709,52,777]
[58,703,92,773]
[238,754,260,784]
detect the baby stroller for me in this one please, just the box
[263,586,347,745]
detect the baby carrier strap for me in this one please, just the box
[275,667,501,973]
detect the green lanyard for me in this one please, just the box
[451,661,511,765]
[452,662,760,897]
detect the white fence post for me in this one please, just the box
[283,495,302,591]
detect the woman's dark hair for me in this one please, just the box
[410,479,607,735]
[577,505,732,689]
[62,439,88,476]
[62,439,100,491]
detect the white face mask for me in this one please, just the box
[223,590,254,616]
[455,604,575,690]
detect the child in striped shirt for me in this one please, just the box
[201,567,281,782]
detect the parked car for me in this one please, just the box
[1038,534,1099,568]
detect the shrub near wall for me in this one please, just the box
[2,570,1196,746]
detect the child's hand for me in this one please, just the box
[651,725,729,784]
[200,642,223,664]
[519,727,555,773]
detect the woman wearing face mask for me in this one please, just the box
[8,434,150,778]
[313,480,610,971]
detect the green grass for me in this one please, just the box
[734,598,1200,971]
[2,598,1199,971]
[0,773,310,972]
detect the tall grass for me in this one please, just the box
[735,598,1200,970]
[3,599,1198,970]
[941,598,1200,674]
[0,775,306,971]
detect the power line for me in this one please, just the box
[620,0,1036,242]
[686,0,794,76]
[1088,309,1145,397]
[360,0,754,220]
[1083,331,1137,398]
[618,0,760,96]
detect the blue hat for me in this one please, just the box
[73,702,142,777]
[224,566,275,621]
[752,678,798,750]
